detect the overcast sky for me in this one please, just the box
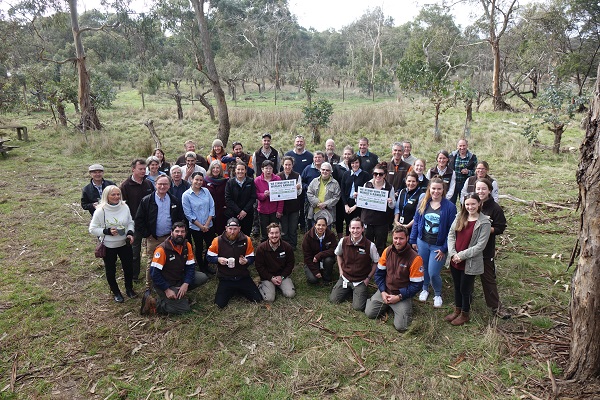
[288,0,477,31]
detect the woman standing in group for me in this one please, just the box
[460,161,499,204]
[409,177,457,308]
[361,162,395,255]
[476,178,509,318]
[426,150,456,200]
[224,162,256,236]
[394,171,423,236]
[340,154,370,235]
[277,156,302,249]
[146,156,166,189]
[333,146,353,239]
[445,194,491,325]
[89,185,136,303]
[412,158,429,190]
[153,148,171,175]
[205,160,228,236]
[182,172,216,275]
[254,160,283,242]
[206,139,228,174]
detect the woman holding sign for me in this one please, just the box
[254,160,284,242]
[360,162,396,256]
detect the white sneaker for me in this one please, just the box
[418,290,429,302]
[433,296,443,308]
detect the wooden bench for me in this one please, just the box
[0,125,28,141]
[0,139,19,158]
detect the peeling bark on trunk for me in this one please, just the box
[69,0,101,131]
[565,63,600,381]
[190,0,230,147]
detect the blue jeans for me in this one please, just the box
[417,238,447,296]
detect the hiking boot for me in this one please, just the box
[444,307,461,322]
[140,290,157,316]
[451,311,470,326]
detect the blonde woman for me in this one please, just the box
[89,185,136,303]
[409,177,457,308]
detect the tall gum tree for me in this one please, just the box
[565,62,600,382]
[190,0,230,146]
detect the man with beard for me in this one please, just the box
[222,141,255,178]
[302,216,337,284]
[365,225,424,332]
[206,218,263,308]
[255,223,296,302]
[144,222,209,315]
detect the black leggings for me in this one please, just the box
[103,245,133,295]
[450,266,476,312]
[190,228,215,269]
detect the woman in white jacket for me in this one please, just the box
[89,185,136,303]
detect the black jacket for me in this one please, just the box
[135,192,184,239]
[340,169,371,206]
[81,179,115,216]
[224,177,256,218]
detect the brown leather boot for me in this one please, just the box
[451,311,470,326]
[444,307,461,322]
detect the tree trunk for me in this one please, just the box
[491,40,510,111]
[550,124,565,154]
[312,126,321,145]
[57,102,67,126]
[68,0,101,131]
[190,0,230,146]
[434,102,442,142]
[465,99,473,122]
[196,90,215,121]
[565,63,600,381]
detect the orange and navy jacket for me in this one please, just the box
[374,244,424,299]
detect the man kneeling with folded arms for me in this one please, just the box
[143,222,209,315]
[365,225,424,331]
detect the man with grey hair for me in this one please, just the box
[168,165,190,203]
[388,142,412,198]
[325,139,340,166]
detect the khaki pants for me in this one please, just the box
[258,278,296,302]
[365,290,413,332]
[144,235,170,289]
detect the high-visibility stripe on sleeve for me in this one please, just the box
[151,261,164,270]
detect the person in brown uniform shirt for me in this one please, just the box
[255,223,296,302]
[330,217,380,311]
[302,216,337,284]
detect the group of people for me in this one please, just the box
[83,134,508,330]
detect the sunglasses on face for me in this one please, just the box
[373,172,385,177]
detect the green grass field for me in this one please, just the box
[0,84,584,399]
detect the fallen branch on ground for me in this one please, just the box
[499,194,575,210]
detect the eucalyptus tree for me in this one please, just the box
[190,0,230,145]
[538,0,600,98]
[397,5,464,141]
[468,0,519,111]
[342,7,395,97]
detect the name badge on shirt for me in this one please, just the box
[358,248,366,255]
[278,252,286,258]
[169,255,176,261]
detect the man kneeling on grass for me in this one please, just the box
[255,223,296,302]
[365,225,424,331]
[206,218,263,308]
[142,222,209,315]
[330,217,379,311]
